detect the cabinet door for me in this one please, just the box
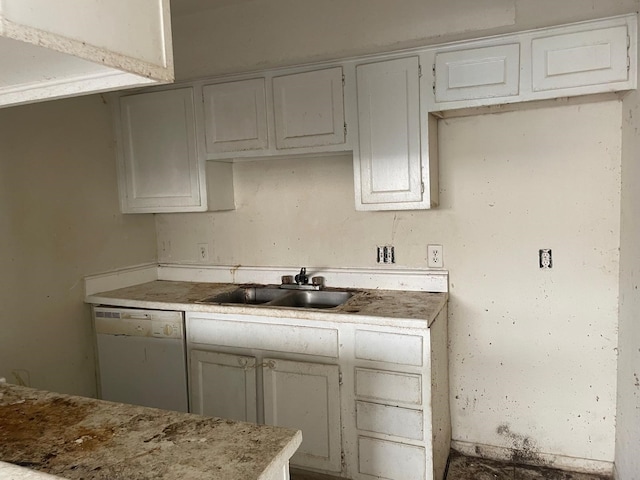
[190,350,257,423]
[272,67,345,149]
[263,358,342,472]
[435,43,520,103]
[355,57,424,206]
[202,78,269,154]
[118,88,205,213]
[531,25,629,93]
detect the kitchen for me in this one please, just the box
[0,0,639,479]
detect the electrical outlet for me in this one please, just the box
[197,243,209,262]
[539,249,552,269]
[376,245,395,264]
[427,245,443,268]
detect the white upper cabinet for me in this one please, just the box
[0,0,173,108]
[428,14,637,111]
[434,43,520,103]
[116,88,206,213]
[355,57,436,210]
[202,78,269,155]
[272,67,345,149]
[531,25,630,93]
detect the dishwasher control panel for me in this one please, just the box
[94,307,184,339]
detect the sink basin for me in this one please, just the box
[267,290,353,309]
[198,286,354,309]
[198,287,288,305]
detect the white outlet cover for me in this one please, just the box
[427,244,443,268]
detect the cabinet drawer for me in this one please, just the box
[188,317,339,358]
[358,436,426,480]
[531,25,629,92]
[356,401,423,440]
[355,329,423,366]
[355,368,422,406]
[435,43,520,102]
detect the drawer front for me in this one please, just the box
[355,329,423,366]
[531,25,629,92]
[435,43,520,102]
[358,436,426,480]
[355,368,422,406]
[356,401,423,440]
[188,317,339,358]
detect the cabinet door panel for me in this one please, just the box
[435,43,520,102]
[273,67,345,149]
[358,436,426,480]
[532,25,629,91]
[356,401,424,440]
[119,88,203,212]
[263,358,341,472]
[203,78,268,154]
[356,57,423,205]
[355,367,422,406]
[190,350,257,423]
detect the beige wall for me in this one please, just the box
[171,0,638,80]
[156,99,622,463]
[616,51,640,480]
[0,95,157,396]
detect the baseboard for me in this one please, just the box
[451,440,614,476]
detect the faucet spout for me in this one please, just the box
[295,267,309,285]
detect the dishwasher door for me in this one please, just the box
[93,307,188,412]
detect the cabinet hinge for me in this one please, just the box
[344,123,347,137]
[341,451,346,469]
[418,64,422,78]
[421,181,425,194]
[628,55,631,72]
[432,64,437,93]
[339,371,343,386]
[342,74,345,86]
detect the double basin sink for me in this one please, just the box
[198,286,353,310]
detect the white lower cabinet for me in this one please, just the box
[264,358,342,471]
[186,307,450,480]
[190,350,257,423]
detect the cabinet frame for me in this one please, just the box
[185,308,450,480]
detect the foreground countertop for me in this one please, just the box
[85,280,448,327]
[0,384,301,480]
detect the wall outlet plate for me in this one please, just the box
[428,244,443,268]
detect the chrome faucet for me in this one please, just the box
[280,268,325,290]
[295,267,309,285]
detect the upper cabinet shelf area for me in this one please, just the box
[201,66,349,160]
[110,13,637,213]
[427,14,637,111]
[0,0,174,108]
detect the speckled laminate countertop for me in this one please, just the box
[85,281,448,327]
[0,384,301,480]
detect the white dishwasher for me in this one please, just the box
[93,306,189,413]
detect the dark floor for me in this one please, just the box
[446,451,612,480]
[291,451,613,480]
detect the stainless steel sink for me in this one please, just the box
[267,290,353,309]
[197,286,353,309]
[198,287,289,305]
